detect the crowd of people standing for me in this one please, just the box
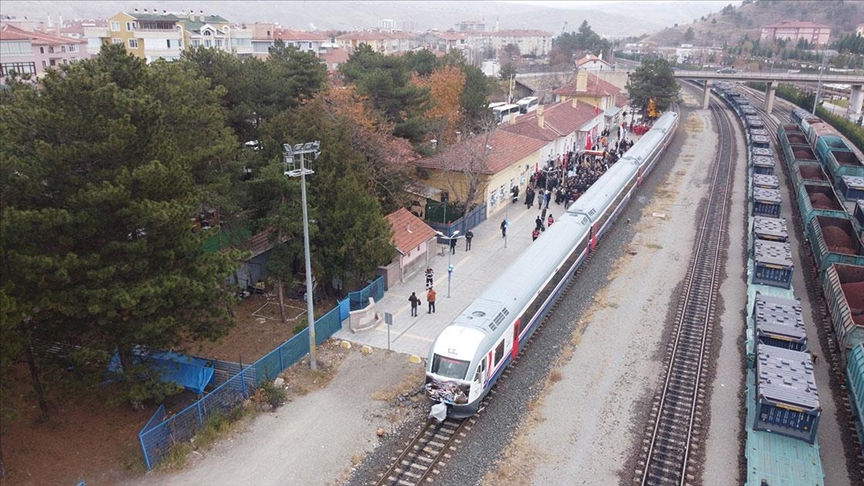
[524,123,640,242]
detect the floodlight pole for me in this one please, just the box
[284,141,321,371]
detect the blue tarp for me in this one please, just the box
[107,348,215,394]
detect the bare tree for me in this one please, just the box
[433,115,498,222]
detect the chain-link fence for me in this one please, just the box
[138,277,381,470]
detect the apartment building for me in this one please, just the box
[85,10,252,62]
[0,24,89,82]
[335,31,417,55]
[249,23,328,59]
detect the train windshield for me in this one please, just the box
[430,354,470,380]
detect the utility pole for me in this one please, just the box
[813,50,827,115]
[284,141,321,370]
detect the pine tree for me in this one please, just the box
[0,44,239,406]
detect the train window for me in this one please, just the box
[493,340,505,365]
[431,354,471,380]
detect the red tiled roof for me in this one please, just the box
[237,228,288,258]
[320,47,350,65]
[275,29,327,41]
[553,73,621,98]
[501,101,599,141]
[575,54,611,67]
[417,130,547,174]
[336,31,417,41]
[500,114,559,141]
[385,208,437,255]
[0,24,85,45]
[487,29,552,37]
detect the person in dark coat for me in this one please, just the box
[535,215,544,231]
[449,236,457,254]
[465,230,474,250]
[408,292,420,317]
[500,219,507,238]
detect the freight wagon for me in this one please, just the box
[806,216,864,273]
[753,344,821,444]
[753,293,808,351]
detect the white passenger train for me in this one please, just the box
[425,111,680,417]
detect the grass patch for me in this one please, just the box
[607,302,619,309]
[549,369,563,382]
[646,243,663,250]
[155,403,254,472]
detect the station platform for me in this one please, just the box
[333,198,566,358]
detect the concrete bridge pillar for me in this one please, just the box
[765,81,776,114]
[702,79,712,109]
[850,84,864,116]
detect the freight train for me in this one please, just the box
[714,82,828,485]
[424,111,680,418]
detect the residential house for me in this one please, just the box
[416,129,548,219]
[320,46,350,74]
[761,21,831,46]
[181,13,253,57]
[0,24,89,83]
[249,23,328,59]
[335,30,417,55]
[501,99,603,165]
[552,70,629,129]
[377,208,438,289]
[575,53,612,71]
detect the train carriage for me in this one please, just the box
[425,112,680,417]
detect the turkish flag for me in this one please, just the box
[586,136,592,150]
[595,105,601,115]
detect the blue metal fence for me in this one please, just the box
[138,277,381,470]
[427,203,487,237]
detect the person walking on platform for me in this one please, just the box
[535,215,544,232]
[427,287,437,314]
[532,228,540,241]
[425,267,434,289]
[408,292,420,317]
[449,236,457,255]
[548,214,554,227]
[465,230,474,251]
[500,219,508,238]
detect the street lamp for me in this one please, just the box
[435,230,459,297]
[283,140,321,371]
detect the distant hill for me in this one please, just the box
[2,0,732,37]
[645,0,864,47]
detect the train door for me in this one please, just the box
[512,319,521,358]
[470,356,488,400]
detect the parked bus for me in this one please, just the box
[488,102,507,109]
[493,103,521,124]
[517,96,539,114]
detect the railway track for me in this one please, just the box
[635,99,734,486]
[375,417,470,486]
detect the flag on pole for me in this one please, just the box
[595,105,601,115]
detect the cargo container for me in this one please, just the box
[750,128,769,138]
[753,292,807,351]
[839,175,864,201]
[791,162,830,189]
[753,240,794,288]
[747,116,765,129]
[752,148,775,162]
[815,135,864,186]
[753,216,789,242]
[754,344,821,444]
[742,106,758,116]
[822,263,864,358]
[751,135,771,149]
[854,200,864,238]
[846,342,864,448]
[807,216,864,273]
[753,155,775,175]
[753,174,779,190]
[753,187,782,217]
[797,183,847,228]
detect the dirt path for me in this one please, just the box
[135,347,424,486]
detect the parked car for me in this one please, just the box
[717,67,737,74]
